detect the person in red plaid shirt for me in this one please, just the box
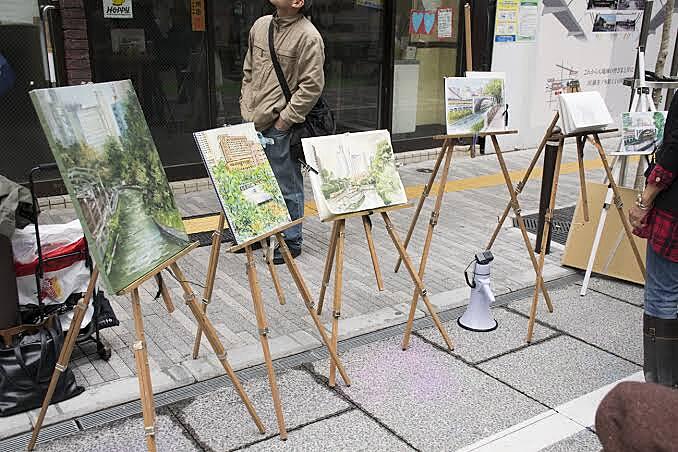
[629,93,678,388]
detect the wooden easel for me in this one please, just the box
[518,128,646,342]
[392,130,549,348]
[191,215,351,440]
[28,244,265,452]
[315,205,455,386]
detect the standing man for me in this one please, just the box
[629,93,678,388]
[240,0,325,263]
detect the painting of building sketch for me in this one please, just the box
[30,80,190,294]
[302,130,407,221]
[194,123,290,243]
[445,77,506,135]
[619,111,668,155]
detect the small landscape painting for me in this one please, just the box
[619,111,668,155]
[445,77,506,135]
[194,123,290,244]
[302,130,407,221]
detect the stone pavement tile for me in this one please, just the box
[478,336,640,408]
[313,336,546,451]
[36,408,199,452]
[579,276,645,307]
[171,368,349,450]
[243,410,414,452]
[417,308,558,364]
[0,412,32,440]
[540,429,601,452]
[510,285,643,364]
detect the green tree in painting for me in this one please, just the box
[483,79,504,105]
[654,113,666,142]
[369,140,400,205]
[320,168,349,199]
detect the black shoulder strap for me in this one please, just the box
[268,17,292,103]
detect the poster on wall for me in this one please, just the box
[302,131,407,221]
[445,77,507,134]
[495,0,538,42]
[355,0,384,9]
[103,0,133,19]
[193,123,291,244]
[30,81,190,294]
[0,0,39,25]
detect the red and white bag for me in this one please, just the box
[12,220,90,306]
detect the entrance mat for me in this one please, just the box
[513,206,576,246]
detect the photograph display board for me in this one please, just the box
[444,77,507,135]
[30,80,190,293]
[194,123,290,244]
[302,130,407,221]
[618,111,668,155]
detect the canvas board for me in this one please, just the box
[302,130,407,221]
[30,80,190,294]
[613,111,668,155]
[194,123,290,244]
[558,91,613,135]
[444,77,507,135]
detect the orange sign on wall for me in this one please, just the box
[191,0,205,32]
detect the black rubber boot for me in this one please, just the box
[643,313,678,388]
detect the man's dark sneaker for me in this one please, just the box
[273,243,301,265]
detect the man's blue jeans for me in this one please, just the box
[645,244,678,319]
[262,126,303,249]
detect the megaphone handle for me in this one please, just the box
[464,269,476,288]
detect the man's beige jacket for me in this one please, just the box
[240,14,325,132]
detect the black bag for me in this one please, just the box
[268,18,335,162]
[0,315,84,417]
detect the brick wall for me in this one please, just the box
[59,0,92,85]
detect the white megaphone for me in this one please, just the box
[458,251,498,332]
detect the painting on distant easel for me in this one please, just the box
[194,123,290,244]
[30,80,190,294]
[302,130,408,221]
[444,77,506,135]
[620,111,668,155]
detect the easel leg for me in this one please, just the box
[28,270,99,451]
[526,139,565,343]
[193,213,225,359]
[329,220,346,387]
[591,134,646,278]
[381,212,454,351]
[576,136,590,222]
[170,263,265,434]
[130,289,158,452]
[486,113,560,250]
[362,216,384,291]
[401,147,454,350]
[581,185,615,296]
[395,140,449,273]
[274,233,352,387]
[244,247,287,439]
[317,221,339,315]
[263,239,286,305]
[490,135,553,312]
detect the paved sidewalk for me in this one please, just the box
[1,135,635,446]
[23,276,644,451]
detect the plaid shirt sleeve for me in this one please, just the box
[647,164,675,191]
[642,208,678,263]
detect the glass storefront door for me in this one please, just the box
[85,0,210,179]
[392,0,461,144]
[211,0,386,133]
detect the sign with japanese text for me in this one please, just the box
[191,0,206,32]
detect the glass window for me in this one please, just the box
[392,0,460,142]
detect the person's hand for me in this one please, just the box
[274,117,291,131]
[629,205,650,230]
